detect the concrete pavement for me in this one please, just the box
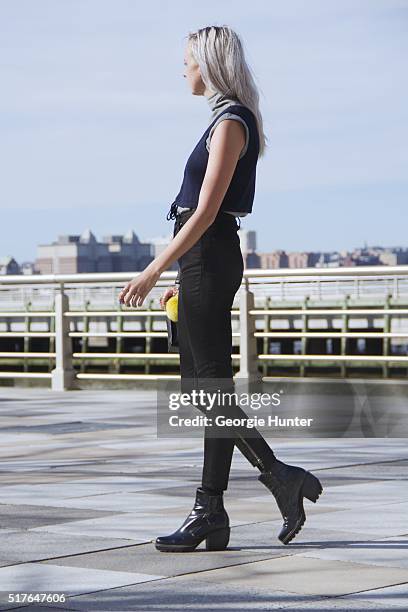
[0,385,407,610]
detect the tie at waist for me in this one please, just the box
[166,201,179,221]
[167,202,242,230]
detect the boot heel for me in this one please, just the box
[302,471,323,503]
[205,526,230,551]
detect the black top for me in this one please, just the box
[166,105,260,221]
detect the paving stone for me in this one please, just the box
[0,604,79,612]
[39,578,407,611]
[0,504,117,530]
[340,581,408,610]
[296,534,408,569]
[30,511,212,542]
[40,540,295,579]
[1,421,134,435]
[0,477,188,506]
[171,554,408,597]
[294,479,408,509]
[0,530,140,567]
[6,491,201,513]
[227,524,378,551]
[38,526,383,579]
[286,501,408,538]
[0,563,163,598]
[316,459,408,482]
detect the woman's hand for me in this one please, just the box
[160,285,179,310]
[118,267,161,308]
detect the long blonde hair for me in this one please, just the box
[187,25,268,158]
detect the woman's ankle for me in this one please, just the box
[201,485,224,496]
[260,453,280,472]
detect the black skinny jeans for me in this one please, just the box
[173,209,276,492]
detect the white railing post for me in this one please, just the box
[235,277,262,383]
[51,285,77,391]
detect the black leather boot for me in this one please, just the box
[258,459,323,545]
[154,487,230,552]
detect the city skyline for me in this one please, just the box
[3,226,407,275]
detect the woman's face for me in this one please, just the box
[183,42,206,96]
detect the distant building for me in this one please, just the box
[146,236,178,271]
[259,251,289,269]
[288,252,310,268]
[379,248,408,266]
[0,256,21,275]
[238,229,257,253]
[237,229,259,269]
[245,251,261,268]
[340,254,355,267]
[36,229,154,274]
[21,261,37,275]
[307,252,320,267]
[354,255,382,266]
[315,252,342,267]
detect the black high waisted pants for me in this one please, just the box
[173,208,276,492]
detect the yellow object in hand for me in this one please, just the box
[166,294,178,322]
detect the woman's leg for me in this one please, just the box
[177,261,235,493]
[177,214,276,492]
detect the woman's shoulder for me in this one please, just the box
[218,104,256,127]
[224,102,252,115]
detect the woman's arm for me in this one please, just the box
[119,119,246,307]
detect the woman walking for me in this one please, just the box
[119,25,323,552]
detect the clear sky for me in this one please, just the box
[1,0,407,263]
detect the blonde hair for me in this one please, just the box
[187,25,268,158]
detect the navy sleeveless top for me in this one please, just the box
[166,105,260,221]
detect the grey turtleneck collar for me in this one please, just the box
[206,90,243,122]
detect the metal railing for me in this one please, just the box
[0,265,408,389]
